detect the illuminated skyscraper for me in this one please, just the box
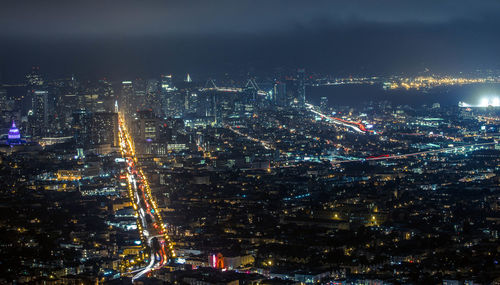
[121,81,134,115]
[133,79,147,110]
[273,81,287,107]
[26,66,44,87]
[31,90,49,137]
[146,79,160,113]
[297,68,306,107]
[0,87,7,111]
[72,110,91,147]
[90,112,119,147]
[320,96,328,111]
[160,74,180,117]
[0,86,8,124]
[160,74,174,91]
[25,66,45,116]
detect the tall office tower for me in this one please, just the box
[31,90,49,137]
[0,87,6,109]
[145,79,160,113]
[132,109,167,156]
[120,81,134,115]
[296,68,306,107]
[161,92,184,118]
[25,66,45,115]
[90,112,119,147]
[160,74,174,91]
[320,96,328,111]
[0,87,7,110]
[72,110,91,147]
[135,110,158,141]
[98,79,115,112]
[26,66,44,87]
[185,91,200,114]
[0,87,9,126]
[273,81,287,107]
[185,73,192,83]
[160,74,179,117]
[133,79,147,111]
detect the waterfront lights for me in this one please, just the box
[479,96,500,107]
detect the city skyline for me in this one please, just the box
[1,1,500,284]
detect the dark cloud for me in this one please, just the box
[1,0,500,37]
[1,1,500,81]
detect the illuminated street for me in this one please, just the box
[306,103,368,133]
[117,112,175,281]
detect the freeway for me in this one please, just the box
[331,142,496,164]
[306,103,368,134]
[117,113,175,282]
[224,124,275,150]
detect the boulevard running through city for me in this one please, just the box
[117,112,176,282]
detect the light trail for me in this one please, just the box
[306,103,367,134]
[224,124,275,150]
[330,142,496,164]
[117,112,175,282]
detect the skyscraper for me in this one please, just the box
[91,112,119,147]
[146,79,160,113]
[0,86,8,125]
[273,81,287,107]
[121,81,134,115]
[31,90,49,137]
[297,68,306,107]
[133,79,147,111]
[26,66,44,87]
[320,96,328,111]
[72,110,91,147]
[160,74,174,91]
[26,66,45,116]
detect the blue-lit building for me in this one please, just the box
[6,121,26,146]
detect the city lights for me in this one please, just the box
[2,2,500,283]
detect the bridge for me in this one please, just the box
[330,142,496,164]
[200,78,269,97]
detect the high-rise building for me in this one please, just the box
[134,110,158,141]
[146,79,160,113]
[0,87,7,111]
[31,90,49,137]
[26,66,44,87]
[159,75,182,117]
[320,96,328,111]
[121,81,134,115]
[72,110,91,147]
[160,74,174,91]
[25,66,45,115]
[185,91,200,114]
[133,79,147,110]
[297,68,306,107]
[90,112,119,147]
[0,87,8,125]
[273,81,287,107]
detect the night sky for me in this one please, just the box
[2,0,500,80]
